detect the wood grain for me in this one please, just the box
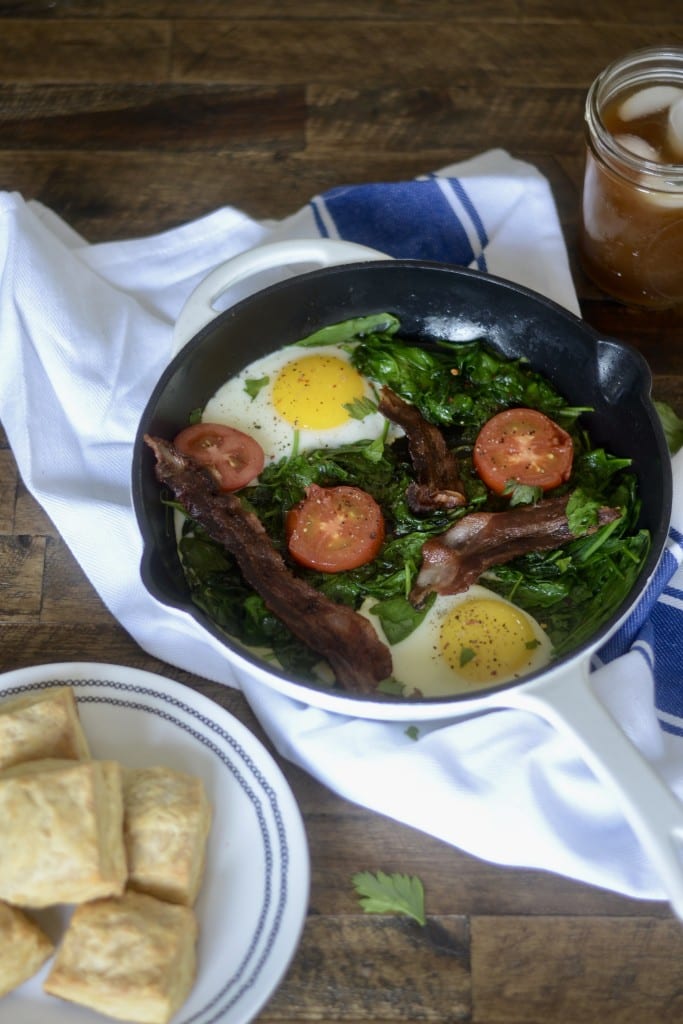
[1,4,683,1022]
[471,917,683,1023]
[0,84,307,152]
[168,20,679,89]
[0,0,676,19]
[0,20,171,82]
[262,915,471,1021]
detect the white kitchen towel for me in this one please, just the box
[1,148,680,903]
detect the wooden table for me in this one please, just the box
[2,4,683,1021]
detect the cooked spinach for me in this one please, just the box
[175,315,650,677]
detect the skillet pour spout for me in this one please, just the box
[133,251,683,916]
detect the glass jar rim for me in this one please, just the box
[586,45,683,180]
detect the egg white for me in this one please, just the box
[359,584,553,697]
[203,344,394,465]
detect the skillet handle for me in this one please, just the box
[172,238,389,356]
[506,664,683,919]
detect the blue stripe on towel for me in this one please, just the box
[661,720,683,737]
[445,176,489,271]
[650,599,683,716]
[670,524,683,547]
[312,180,477,265]
[310,199,331,240]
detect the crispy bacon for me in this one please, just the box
[144,435,392,693]
[378,386,467,513]
[410,494,621,606]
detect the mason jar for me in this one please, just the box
[578,46,683,310]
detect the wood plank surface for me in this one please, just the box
[1,3,683,1022]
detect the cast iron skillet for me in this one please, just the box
[132,240,683,915]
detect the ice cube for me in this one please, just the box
[668,95,683,160]
[615,133,660,161]
[643,190,683,209]
[619,84,683,121]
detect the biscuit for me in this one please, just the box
[43,890,197,1024]
[124,765,212,906]
[0,900,54,997]
[0,686,90,771]
[0,758,126,907]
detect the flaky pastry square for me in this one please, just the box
[0,686,90,771]
[0,758,126,907]
[124,765,212,906]
[0,900,54,997]
[44,889,197,1024]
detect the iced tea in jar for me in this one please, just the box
[579,46,683,310]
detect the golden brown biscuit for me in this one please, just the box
[0,759,126,907]
[123,765,212,906]
[0,901,54,997]
[0,756,76,778]
[43,890,197,1024]
[0,686,90,771]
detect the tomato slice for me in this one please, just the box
[473,408,574,495]
[174,422,265,492]
[286,484,385,573]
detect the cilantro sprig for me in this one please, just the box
[351,870,426,926]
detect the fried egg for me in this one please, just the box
[359,584,553,697]
[203,344,393,464]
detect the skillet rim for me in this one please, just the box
[131,259,673,708]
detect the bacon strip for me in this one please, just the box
[144,435,392,693]
[378,386,467,513]
[410,494,621,606]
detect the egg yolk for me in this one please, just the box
[272,355,366,430]
[439,598,539,684]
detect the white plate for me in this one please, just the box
[0,662,310,1024]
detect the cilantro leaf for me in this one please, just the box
[343,395,378,420]
[295,313,401,347]
[655,400,683,454]
[351,870,426,926]
[369,594,431,645]
[503,480,543,506]
[362,435,386,463]
[459,647,476,667]
[244,375,269,400]
[566,487,603,536]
